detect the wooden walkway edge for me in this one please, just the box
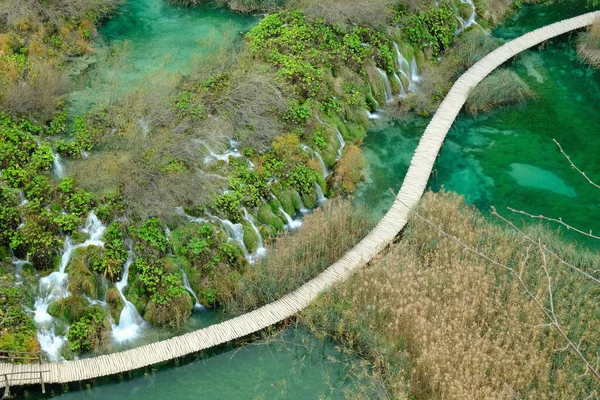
[2,11,598,389]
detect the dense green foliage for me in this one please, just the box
[0,271,38,354]
[401,4,457,56]
[247,10,395,98]
[0,113,96,267]
[66,307,108,353]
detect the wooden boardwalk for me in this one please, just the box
[2,11,598,389]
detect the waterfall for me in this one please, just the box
[182,270,204,311]
[411,58,421,85]
[393,72,406,98]
[301,144,330,178]
[367,110,381,120]
[53,153,66,179]
[33,212,106,361]
[335,128,346,162]
[279,207,302,230]
[203,138,243,164]
[394,42,420,93]
[456,0,477,35]
[243,208,267,262]
[376,68,394,103]
[111,246,145,343]
[369,84,381,109]
[315,183,327,204]
[296,192,310,214]
[210,215,250,259]
[12,254,29,286]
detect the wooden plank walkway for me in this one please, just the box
[2,10,598,388]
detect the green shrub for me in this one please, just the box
[67,307,108,354]
[401,5,457,56]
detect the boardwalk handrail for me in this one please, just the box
[1,10,598,388]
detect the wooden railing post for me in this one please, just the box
[2,374,10,400]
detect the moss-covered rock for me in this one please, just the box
[48,295,89,324]
[144,292,192,329]
[68,247,100,298]
[106,287,124,324]
[301,190,318,210]
[242,221,259,253]
[257,204,285,232]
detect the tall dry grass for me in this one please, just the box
[216,199,373,314]
[304,191,600,399]
[466,68,535,115]
[578,17,600,68]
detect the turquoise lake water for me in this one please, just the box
[357,1,600,248]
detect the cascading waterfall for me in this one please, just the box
[296,192,310,214]
[455,0,477,35]
[279,207,302,230]
[315,183,327,204]
[393,42,420,94]
[335,128,346,161]
[411,58,421,85]
[203,138,243,164]
[393,72,406,98]
[53,153,66,179]
[111,245,145,343]
[210,215,250,259]
[12,254,29,286]
[182,270,204,311]
[376,68,395,103]
[367,84,381,119]
[34,212,106,361]
[301,144,331,178]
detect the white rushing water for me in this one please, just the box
[296,192,310,215]
[301,144,331,178]
[34,213,106,361]
[393,43,421,94]
[53,153,66,179]
[315,183,327,204]
[411,58,421,85]
[111,246,145,343]
[376,68,394,103]
[182,270,205,311]
[12,254,29,286]
[243,208,267,263]
[335,129,346,162]
[393,72,406,98]
[279,207,302,230]
[203,138,243,164]
[455,0,477,34]
[210,215,250,260]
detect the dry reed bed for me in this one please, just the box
[305,191,600,398]
[1,10,599,388]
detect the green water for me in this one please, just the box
[69,0,256,111]
[26,328,379,400]
[494,0,600,40]
[358,4,600,248]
